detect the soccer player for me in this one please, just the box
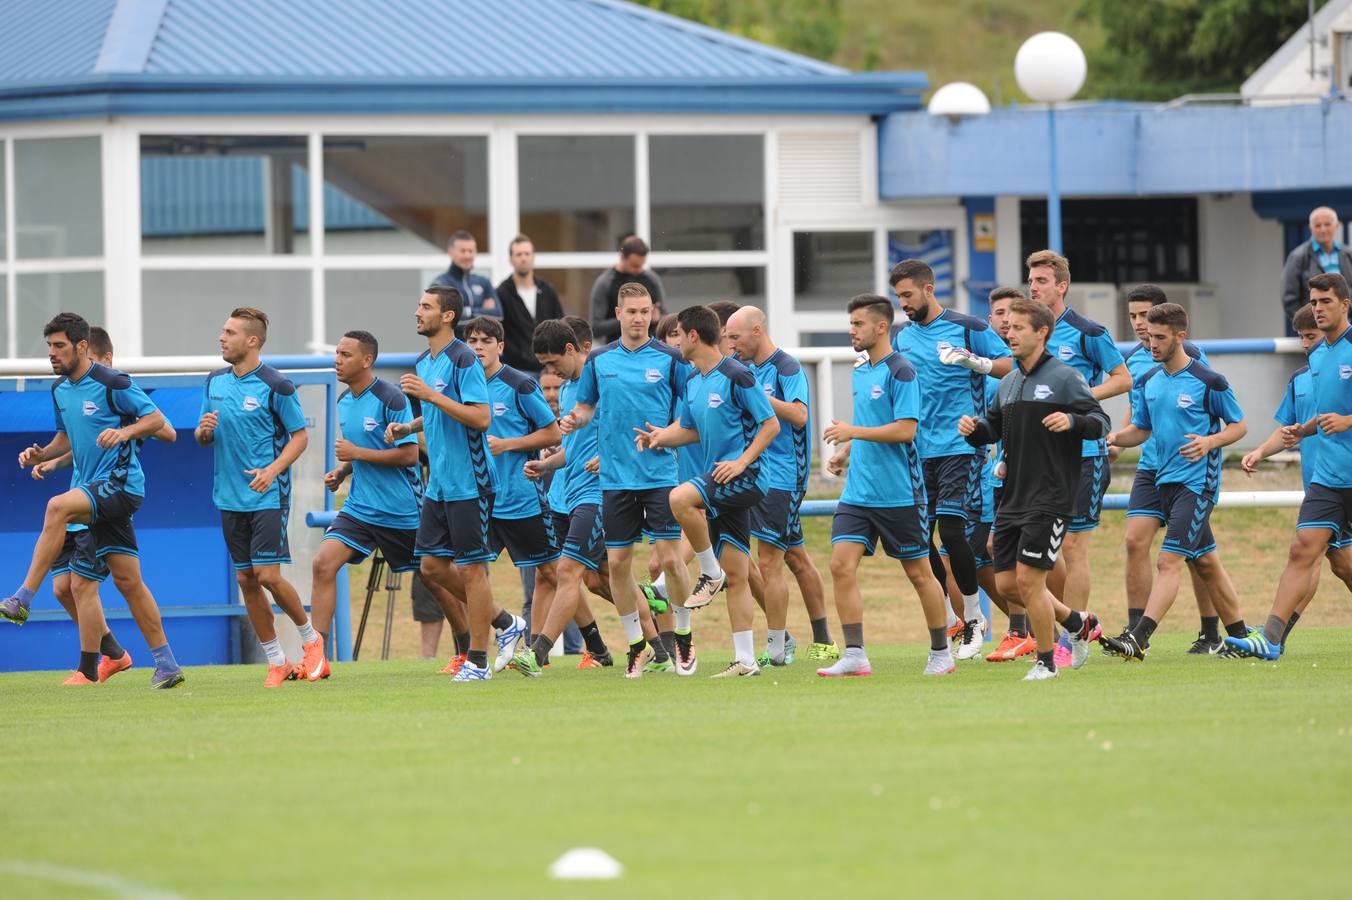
[634,306,779,677]
[1241,304,1352,647]
[1099,304,1249,660]
[890,259,1013,662]
[4,313,185,688]
[1227,273,1352,659]
[563,283,696,678]
[395,286,521,682]
[958,299,1107,681]
[1118,285,1226,653]
[510,318,623,675]
[820,293,954,678]
[464,316,562,670]
[1026,250,1127,662]
[195,308,321,688]
[724,305,837,664]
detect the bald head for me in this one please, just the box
[725,305,770,362]
[1311,206,1341,251]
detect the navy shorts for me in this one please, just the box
[491,514,562,568]
[72,480,142,582]
[1127,469,1164,521]
[993,514,1066,573]
[324,510,418,572]
[831,502,929,561]
[602,488,680,547]
[557,506,606,571]
[691,470,766,557]
[50,529,83,577]
[1297,483,1352,546]
[924,454,983,522]
[1157,483,1216,560]
[751,488,806,550]
[416,495,494,565]
[1070,455,1111,533]
[220,507,290,570]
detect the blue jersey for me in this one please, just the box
[1125,340,1209,472]
[750,349,812,491]
[576,338,688,491]
[1132,360,1243,498]
[1275,363,1317,491]
[415,339,494,503]
[550,376,602,512]
[201,364,307,512]
[53,363,158,498]
[1308,326,1352,489]
[337,378,421,530]
[893,310,1010,459]
[1047,307,1125,459]
[676,444,706,484]
[678,357,776,489]
[980,376,1001,510]
[840,352,923,508]
[486,365,555,519]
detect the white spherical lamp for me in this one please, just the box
[927,82,992,120]
[1014,32,1086,103]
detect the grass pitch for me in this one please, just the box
[3,630,1351,899]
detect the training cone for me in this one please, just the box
[548,847,623,880]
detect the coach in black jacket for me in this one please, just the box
[959,298,1108,680]
[497,235,565,373]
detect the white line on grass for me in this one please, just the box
[0,860,184,899]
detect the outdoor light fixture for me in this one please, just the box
[927,82,992,122]
[1015,31,1086,253]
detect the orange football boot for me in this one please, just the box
[62,671,98,685]
[301,639,329,681]
[98,651,133,682]
[264,662,299,688]
[439,653,467,675]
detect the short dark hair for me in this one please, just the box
[1292,303,1318,332]
[1007,298,1053,335]
[509,233,533,252]
[1126,284,1168,307]
[889,259,934,288]
[1146,302,1188,331]
[676,305,720,347]
[448,229,476,248]
[562,314,592,348]
[43,312,90,345]
[1309,271,1351,301]
[532,319,580,356]
[465,315,504,343]
[988,286,1025,304]
[87,326,113,359]
[707,300,740,327]
[229,306,269,346]
[425,285,464,324]
[656,312,680,339]
[343,329,379,361]
[619,235,649,258]
[847,292,894,325]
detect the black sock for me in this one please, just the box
[467,649,488,669]
[1009,613,1027,636]
[674,630,692,654]
[453,630,470,655]
[628,638,648,657]
[532,634,554,667]
[810,617,832,644]
[580,622,608,655]
[1201,616,1221,642]
[1127,608,1144,629]
[99,630,125,660]
[1038,649,1056,672]
[79,651,99,681]
[842,622,863,649]
[1061,610,1084,634]
[1225,620,1249,640]
[1282,611,1301,643]
[650,633,670,663]
[928,627,948,652]
[491,610,514,630]
[528,633,539,648]
[658,630,677,660]
[1132,615,1159,645]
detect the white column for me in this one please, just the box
[4,137,15,358]
[308,131,325,352]
[487,124,519,285]
[634,131,650,244]
[101,125,143,355]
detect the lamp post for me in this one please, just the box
[1014,32,1086,254]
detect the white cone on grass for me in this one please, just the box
[549,848,623,880]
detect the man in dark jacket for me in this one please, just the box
[496,234,564,373]
[430,230,500,322]
[590,235,664,342]
[959,298,1107,682]
[1281,206,1352,324]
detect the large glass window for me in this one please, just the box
[14,137,103,259]
[142,270,310,355]
[658,267,765,313]
[888,229,956,304]
[140,135,308,256]
[16,272,104,357]
[0,147,6,257]
[1020,198,1199,284]
[0,279,8,357]
[518,136,634,252]
[649,135,764,252]
[322,136,488,255]
[324,270,433,354]
[793,231,873,312]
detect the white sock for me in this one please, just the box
[732,630,755,666]
[297,617,318,644]
[260,638,287,667]
[653,572,668,598]
[946,606,959,629]
[962,594,982,622]
[672,604,692,633]
[844,645,868,660]
[620,610,643,644]
[767,629,786,661]
[694,546,722,577]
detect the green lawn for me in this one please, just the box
[3,630,1350,899]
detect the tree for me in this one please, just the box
[632,0,844,64]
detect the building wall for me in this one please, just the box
[1197,193,1287,337]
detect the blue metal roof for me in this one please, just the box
[0,0,925,119]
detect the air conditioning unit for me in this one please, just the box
[1113,283,1219,342]
[1064,283,1120,337]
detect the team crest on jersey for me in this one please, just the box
[644,368,662,384]
[493,402,509,417]
[363,417,379,432]
[242,395,261,412]
[707,392,724,408]
[869,384,884,400]
[762,383,774,397]
[1034,384,1053,400]
[434,379,447,392]
[1177,393,1195,409]
[937,340,953,354]
[1057,345,1074,361]
[82,400,99,416]
[1341,364,1352,380]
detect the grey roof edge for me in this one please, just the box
[94,0,170,74]
[1241,0,1352,97]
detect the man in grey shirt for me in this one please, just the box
[590,235,665,342]
[1281,206,1352,324]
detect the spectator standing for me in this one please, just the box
[431,230,501,321]
[1281,206,1352,324]
[496,234,565,373]
[590,235,665,343]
